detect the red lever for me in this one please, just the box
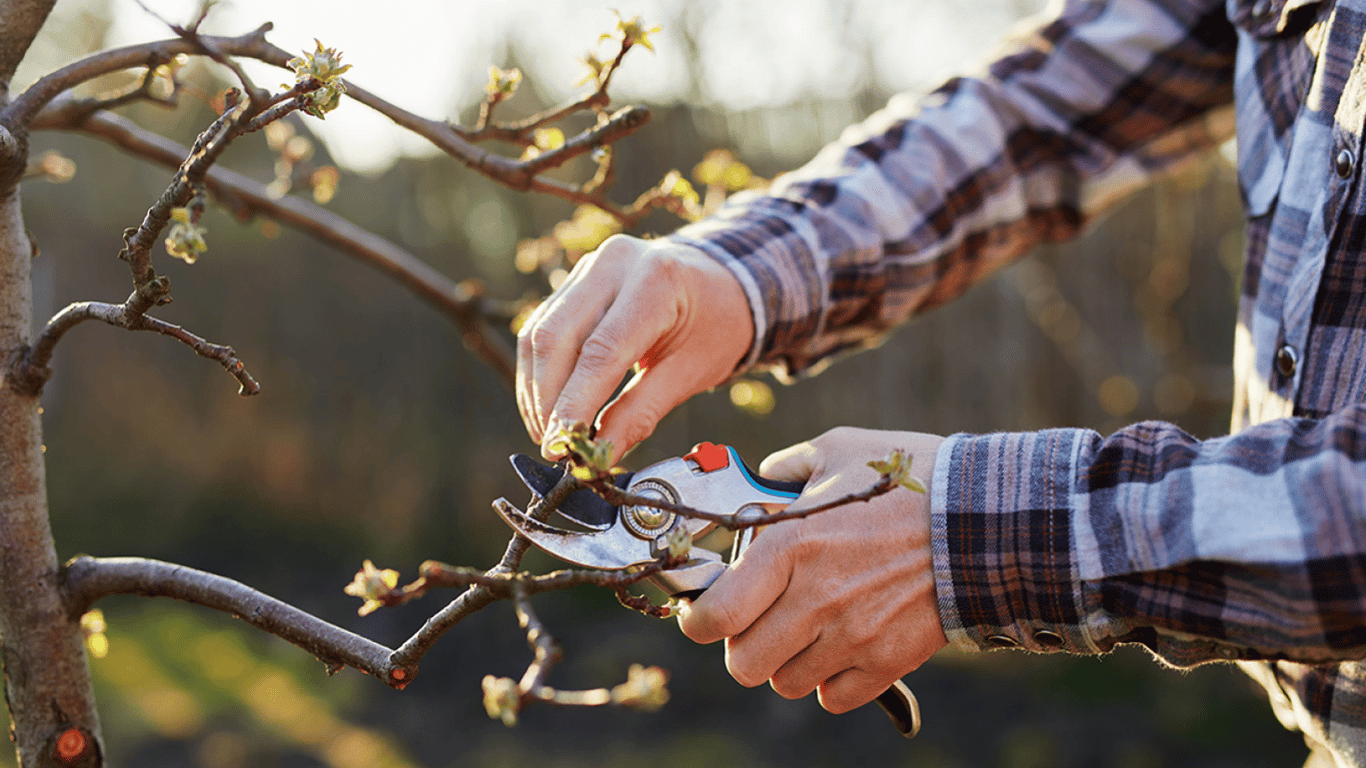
[684,442,730,472]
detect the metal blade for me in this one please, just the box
[492,498,650,570]
[509,454,630,531]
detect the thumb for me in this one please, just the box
[758,440,820,483]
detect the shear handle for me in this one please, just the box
[730,453,806,496]
[657,560,920,738]
[877,681,920,738]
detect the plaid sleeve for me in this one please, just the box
[931,407,1366,666]
[667,0,1236,380]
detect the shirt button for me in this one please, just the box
[1033,630,1065,648]
[1336,148,1355,179]
[1275,344,1298,378]
[986,634,1020,648]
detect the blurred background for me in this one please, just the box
[6,0,1305,766]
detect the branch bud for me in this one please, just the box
[343,559,400,616]
[867,449,927,494]
[610,664,670,711]
[481,675,522,726]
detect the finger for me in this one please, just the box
[731,624,818,694]
[592,349,724,460]
[816,667,893,715]
[766,633,848,701]
[519,284,617,452]
[722,591,828,691]
[517,239,635,445]
[545,276,681,455]
[759,440,821,482]
[676,526,797,646]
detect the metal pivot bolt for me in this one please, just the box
[622,479,677,538]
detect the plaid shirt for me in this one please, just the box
[669,0,1366,762]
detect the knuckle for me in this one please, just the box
[703,601,744,639]
[781,519,822,562]
[596,233,634,255]
[618,419,655,453]
[526,323,562,356]
[814,425,860,447]
[576,332,623,373]
[592,234,647,269]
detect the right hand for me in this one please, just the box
[516,234,754,462]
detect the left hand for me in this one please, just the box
[676,427,949,714]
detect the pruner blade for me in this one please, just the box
[509,454,629,531]
[492,497,727,596]
[492,498,650,570]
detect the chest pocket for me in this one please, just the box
[1227,0,1325,215]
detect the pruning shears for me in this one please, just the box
[493,441,921,738]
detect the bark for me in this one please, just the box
[0,190,103,766]
[0,3,102,762]
[0,0,56,99]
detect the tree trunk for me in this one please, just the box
[0,185,103,766]
[0,1,102,764]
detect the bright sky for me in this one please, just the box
[20,0,1041,173]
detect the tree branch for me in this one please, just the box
[34,106,515,383]
[61,556,414,688]
[0,24,275,131]
[590,476,906,531]
[7,28,656,224]
[132,0,270,111]
[10,299,259,397]
[391,470,582,665]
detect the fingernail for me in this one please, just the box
[541,422,569,460]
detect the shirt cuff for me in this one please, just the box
[930,429,1107,655]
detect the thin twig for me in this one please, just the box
[9,85,321,396]
[34,107,515,382]
[513,585,561,698]
[133,0,268,110]
[6,29,655,223]
[391,471,583,665]
[11,299,258,396]
[373,559,668,611]
[56,57,180,125]
[456,36,631,145]
[578,473,902,531]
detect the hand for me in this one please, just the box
[516,234,753,462]
[676,427,949,714]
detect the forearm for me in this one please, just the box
[933,408,1366,666]
[670,0,1236,379]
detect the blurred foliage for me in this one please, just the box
[1,4,1308,768]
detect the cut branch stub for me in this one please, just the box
[41,724,101,767]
